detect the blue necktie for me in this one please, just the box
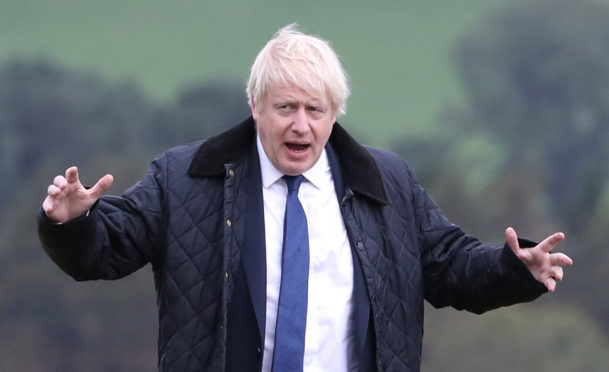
[272,175,309,372]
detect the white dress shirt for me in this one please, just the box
[257,136,356,372]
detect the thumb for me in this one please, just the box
[505,227,520,255]
[88,174,114,199]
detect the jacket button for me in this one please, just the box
[228,169,235,177]
[226,219,232,227]
[356,241,364,250]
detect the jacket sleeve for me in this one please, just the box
[410,168,547,314]
[37,153,168,281]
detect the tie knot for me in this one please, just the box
[284,175,304,193]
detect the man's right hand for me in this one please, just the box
[42,166,114,223]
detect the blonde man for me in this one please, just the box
[39,25,572,372]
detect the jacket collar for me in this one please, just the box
[188,116,388,205]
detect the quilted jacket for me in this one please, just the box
[38,117,547,371]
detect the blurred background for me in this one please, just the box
[1,0,608,370]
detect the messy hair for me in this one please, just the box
[246,24,350,116]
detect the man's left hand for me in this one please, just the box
[506,227,573,292]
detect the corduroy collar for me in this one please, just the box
[188,116,387,205]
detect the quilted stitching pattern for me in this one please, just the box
[342,148,425,371]
[151,144,249,371]
[39,127,547,372]
[86,140,251,371]
[343,148,545,371]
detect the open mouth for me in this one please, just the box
[286,143,310,152]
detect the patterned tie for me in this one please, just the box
[272,175,309,372]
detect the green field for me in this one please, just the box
[1,0,521,146]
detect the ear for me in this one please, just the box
[251,98,259,121]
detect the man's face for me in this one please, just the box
[252,84,337,175]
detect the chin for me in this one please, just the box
[276,155,317,175]
[283,169,305,176]
[282,164,311,176]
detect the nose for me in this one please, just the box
[291,106,309,134]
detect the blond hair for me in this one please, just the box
[246,24,350,116]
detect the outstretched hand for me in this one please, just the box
[506,227,573,292]
[42,166,114,223]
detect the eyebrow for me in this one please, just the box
[272,96,327,106]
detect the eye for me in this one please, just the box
[307,106,325,118]
[275,103,293,114]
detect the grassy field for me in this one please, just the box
[2,0,524,146]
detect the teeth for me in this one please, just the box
[287,143,308,152]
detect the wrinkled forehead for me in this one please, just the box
[258,67,333,108]
[267,82,330,104]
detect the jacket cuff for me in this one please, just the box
[37,202,101,278]
[501,238,548,294]
[38,198,100,227]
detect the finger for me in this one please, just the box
[65,166,79,184]
[545,277,557,292]
[88,174,114,199]
[42,196,54,214]
[53,175,68,189]
[505,227,521,255]
[550,252,573,267]
[550,266,564,282]
[538,232,566,253]
[47,184,62,197]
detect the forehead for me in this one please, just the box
[267,84,329,105]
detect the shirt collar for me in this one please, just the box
[256,134,328,190]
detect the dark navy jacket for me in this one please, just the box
[38,117,546,371]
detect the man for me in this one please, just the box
[38,25,572,372]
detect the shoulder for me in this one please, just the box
[365,146,408,165]
[145,140,206,173]
[364,146,417,182]
[124,141,206,192]
[162,140,206,163]
[362,146,429,209]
